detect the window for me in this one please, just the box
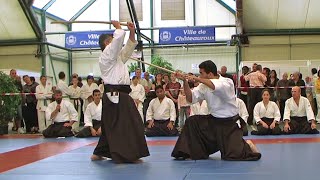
[161,0,185,20]
[119,0,143,22]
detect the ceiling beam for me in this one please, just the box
[42,0,56,11]
[235,0,243,34]
[18,0,43,40]
[245,28,320,36]
[216,0,236,15]
[69,0,96,21]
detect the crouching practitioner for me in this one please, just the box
[283,86,319,134]
[145,85,179,137]
[251,89,282,135]
[171,60,261,161]
[43,90,78,138]
[90,20,149,163]
[76,89,102,138]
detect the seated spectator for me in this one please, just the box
[251,89,282,135]
[283,86,319,134]
[236,97,250,136]
[76,90,102,138]
[190,100,209,116]
[43,90,78,138]
[145,85,178,137]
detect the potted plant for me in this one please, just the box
[0,71,21,135]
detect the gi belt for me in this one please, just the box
[70,97,80,110]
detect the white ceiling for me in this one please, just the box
[0,0,36,40]
[243,0,320,31]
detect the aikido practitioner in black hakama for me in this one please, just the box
[283,86,319,134]
[90,21,149,163]
[76,89,102,138]
[251,89,282,135]
[171,60,261,161]
[43,90,78,138]
[145,85,179,137]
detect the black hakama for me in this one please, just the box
[145,120,179,137]
[42,122,74,138]
[171,115,261,161]
[251,117,282,135]
[76,120,101,138]
[283,116,319,134]
[93,85,149,163]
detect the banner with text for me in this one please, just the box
[65,30,114,49]
[159,27,215,44]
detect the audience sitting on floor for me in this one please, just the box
[43,90,78,138]
[283,86,319,134]
[251,89,282,135]
[145,85,178,137]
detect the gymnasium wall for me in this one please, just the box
[241,35,320,78]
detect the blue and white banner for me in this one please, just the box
[65,30,114,49]
[159,27,215,44]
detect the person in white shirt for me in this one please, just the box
[76,89,102,138]
[68,76,82,133]
[283,86,319,134]
[35,76,52,132]
[130,76,145,121]
[140,71,153,91]
[81,75,99,112]
[146,85,178,137]
[251,89,282,135]
[43,90,78,138]
[190,100,209,116]
[172,60,261,161]
[236,97,250,136]
[56,71,72,99]
[91,21,149,163]
[98,78,104,94]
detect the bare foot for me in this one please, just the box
[90,154,105,161]
[246,140,259,153]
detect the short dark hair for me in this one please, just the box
[256,65,262,71]
[54,89,62,95]
[163,74,169,78]
[263,67,270,74]
[99,34,113,51]
[58,72,65,79]
[92,89,101,96]
[30,76,35,82]
[198,60,217,75]
[22,75,29,79]
[132,76,138,80]
[155,85,163,91]
[40,75,46,79]
[242,66,249,71]
[312,68,318,75]
[87,75,94,81]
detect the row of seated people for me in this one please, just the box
[251,87,319,135]
[43,89,102,138]
[42,86,319,138]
